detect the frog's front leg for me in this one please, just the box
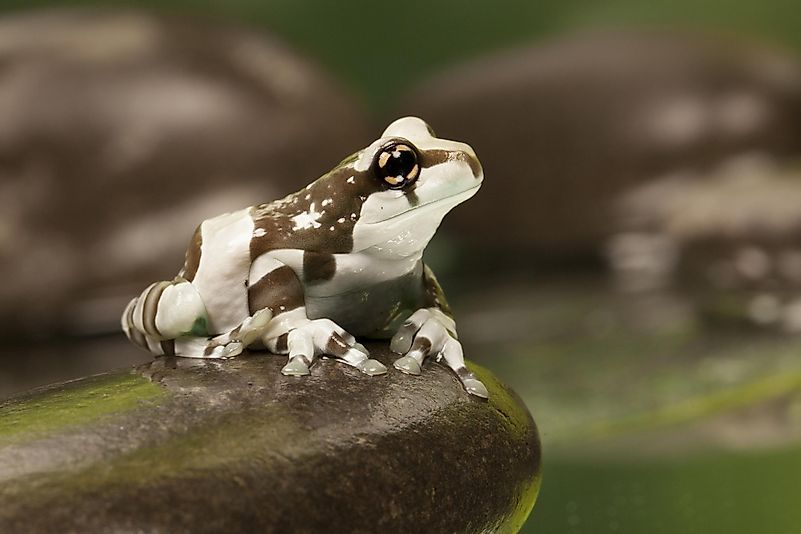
[249,256,386,377]
[262,315,385,377]
[391,266,489,399]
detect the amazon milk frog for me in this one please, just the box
[122,117,488,398]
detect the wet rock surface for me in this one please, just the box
[0,9,369,338]
[0,343,541,533]
[397,31,801,264]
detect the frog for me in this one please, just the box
[122,117,488,398]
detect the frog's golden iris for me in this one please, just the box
[373,139,420,189]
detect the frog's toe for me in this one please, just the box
[357,358,388,376]
[393,355,422,376]
[200,341,242,359]
[222,341,243,358]
[281,358,311,377]
[390,309,430,354]
[462,377,489,399]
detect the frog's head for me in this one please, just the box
[344,117,483,258]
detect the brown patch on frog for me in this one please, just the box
[303,251,336,284]
[249,162,380,259]
[130,322,149,350]
[275,333,288,353]
[160,339,176,357]
[142,281,169,337]
[125,301,148,349]
[404,188,420,207]
[420,149,482,178]
[409,336,432,355]
[325,333,351,358]
[181,225,203,282]
[248,265,305,315]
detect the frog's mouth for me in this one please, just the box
[365,183,481,225]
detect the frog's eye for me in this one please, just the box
[373,140,420,189]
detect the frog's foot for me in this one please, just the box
[282,319,387,377]
[390,308,489,399]
[172,337,243,359]
[172,308,274,359]
[455,366,490,399]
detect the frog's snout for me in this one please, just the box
[459,147,483,180]
[443,144,482,182]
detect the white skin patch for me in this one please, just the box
[191,208,254,333]
[155,281,206,338]
[249,253,285,284]
[291,202,323,230]
[304,251,421,299]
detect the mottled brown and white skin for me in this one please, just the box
[122,117,488,397]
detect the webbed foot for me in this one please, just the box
[278,319,383,377]
[391,308,489,399]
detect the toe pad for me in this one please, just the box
[357,359,388,376]
[393,356,422,376]
[281,358,310,376]
[462,378,489,399]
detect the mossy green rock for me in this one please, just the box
[0,343,540,533]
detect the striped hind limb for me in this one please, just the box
[124,298,274,359]
[122,278,210,356]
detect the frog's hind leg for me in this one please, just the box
[121,297,173,356]
[122,278,210,356]
[174,308,274,358]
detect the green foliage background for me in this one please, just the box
[4,0,801,110]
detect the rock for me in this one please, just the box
[0,343,541,533]
[0,9,369,338]
[396,31,801,265]
[613,156,801,331]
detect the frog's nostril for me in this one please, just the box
[459,150,482,179]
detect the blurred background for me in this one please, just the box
[1,1,801,532]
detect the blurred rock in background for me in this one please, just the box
[397,31,801,271]
[0,9,369,340]
[615,155,801,331]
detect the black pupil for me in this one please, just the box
[384,147,416,181]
